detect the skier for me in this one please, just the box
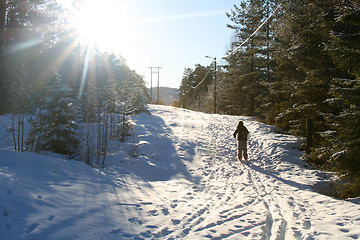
[233,121,249,161]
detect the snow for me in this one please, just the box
[1,105,360,240]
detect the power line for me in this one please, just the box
[225,1,283,58]
[180,1,283,102]
[206,56,217,114]
[181,2,283,96]
[180,60,215,95]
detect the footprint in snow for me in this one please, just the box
[25,223,39,233]
[148,210,158,216]
[128,217,143,225]
[303,220,311,230]
[110,228,123,234]
[140,230,153,238]
[349,234,360,239]
[2,209,8,217]
[154,227,173,238]
[172,219,181,225]
[161,207,169,215]
[146,225,159,229]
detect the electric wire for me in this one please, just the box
[225,2,283,58]
[181,1,283,96]
[180,60,215,95]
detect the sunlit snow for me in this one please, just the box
[1,105,360,239]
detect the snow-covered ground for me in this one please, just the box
[1,105,360,240]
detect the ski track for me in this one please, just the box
[3,105,360,239]
[104,105,360,240]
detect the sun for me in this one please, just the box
[72,0,137,54]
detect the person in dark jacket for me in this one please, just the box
[233,121,249,161]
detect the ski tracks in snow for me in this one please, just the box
[108,106,360,240]
[189,113,315,240]
[144,106,313,239]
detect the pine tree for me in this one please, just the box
[323,1,360,197]
[225,0,278,116]
[255,1,299,125]
[178,65,213,112]
[0,0,64,114]
[179,68,194,109]
[271,1,342,149]
[40,72,79,157]
[329,0,360,78]
[325,78,360,197]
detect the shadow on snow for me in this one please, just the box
[127,112,200,183]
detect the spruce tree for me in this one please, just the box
[272,1,339,148]
[324,1,360,197]
[225,0,278,116]
[179,68,195,109]
[40,72,79,156]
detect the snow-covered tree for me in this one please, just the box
[39,72,79,157]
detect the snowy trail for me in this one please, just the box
[1,105,360,239]
[162,111,309,240]
[111,105,360,239]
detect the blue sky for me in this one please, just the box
[122,0,237,88]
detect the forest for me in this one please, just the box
[0,1,149,165]
[178,0,360,198]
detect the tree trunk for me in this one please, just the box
[102,113,108,168]
[110,112,114,139]
[29,117,37,151]
[17,113,20,151]
[306,118,313,154]
[96,123,101,165]
[12,114,17,151]
[21,113,24,151]
[35,106,42,152]
[121,110,126,142]
[0,0,6,113]
[86,122,90,165]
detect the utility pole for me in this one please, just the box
[148,67,153,102]
[205,56,217,114]
[148,67,162,104]
[214,57,217,114]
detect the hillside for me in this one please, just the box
[150,87,178,105]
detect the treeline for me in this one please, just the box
[179,0,360,198]
[0,1,149,165]
[179,65,215,112]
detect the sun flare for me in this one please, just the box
[72,0,136,54]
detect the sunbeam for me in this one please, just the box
[78,45,92,99]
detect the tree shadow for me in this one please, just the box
[247,161,315,192]
[122,112,200,183]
